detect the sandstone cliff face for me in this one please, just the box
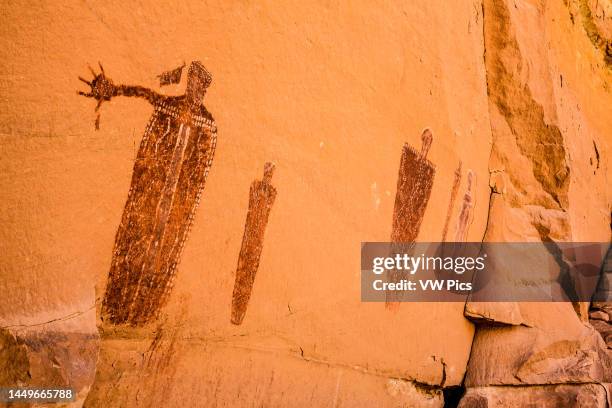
[0,0,610,407]
[462,0,612,405]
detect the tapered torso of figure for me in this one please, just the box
[104,99,217,325]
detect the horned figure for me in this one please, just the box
[78,61,217,325]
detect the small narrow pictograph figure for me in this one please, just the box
[78,61,217,326]
[455,170,476,242]
[441,161,462,242]
[231,163,277,325]
[386,129,436,309]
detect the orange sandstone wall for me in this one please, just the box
[0,0,610,407]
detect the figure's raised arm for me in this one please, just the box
[78,63,164,108]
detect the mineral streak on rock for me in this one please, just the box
[569,0,612,67]
[386,129,436,310]
[231,162,277,325]
[441,161,462,242]
[484,0,570,210]
[455,170,476,242]
[78,62,218,326]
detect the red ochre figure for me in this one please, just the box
[78,61,217,325]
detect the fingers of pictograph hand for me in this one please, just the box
[98,62,105,75]
[78,76,92,85]
[87,64,97,77]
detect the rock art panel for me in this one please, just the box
[13,0,612,406]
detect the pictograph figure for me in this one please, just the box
[386,129,436,309]
[455,170,476,242]
[78,61,217,325]
[441,161,462,242]
[390,129,436,243]
[231,163,277,325]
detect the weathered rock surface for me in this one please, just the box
[85,323,444,408]
[591,310,610,322]
[0,324,98,407]
[0,0,610,407]
[591,318,612,348]
[458,384,609,408]
[461,0,612,404]
[466,322,612,386]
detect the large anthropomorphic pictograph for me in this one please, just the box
[78,61,217,326]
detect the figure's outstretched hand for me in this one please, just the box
[78,63,115,129]
[78,62,115,101]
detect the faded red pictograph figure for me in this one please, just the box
[231,163,277,325]
[441,161,462,242]
[455,170,476,242]
[78,61,217,326]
